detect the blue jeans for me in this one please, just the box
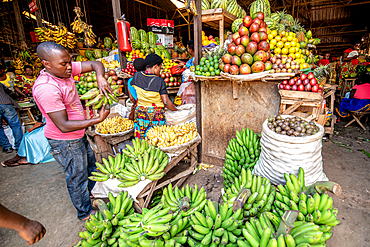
[48,136,96,219]
[0,104,23,149]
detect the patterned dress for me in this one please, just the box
[338,48,358,91]
[14,75,35,95]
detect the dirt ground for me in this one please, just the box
[0,119,369,247]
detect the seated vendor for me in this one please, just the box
[14,65,36,98]
[337,72,370,118]
[131,54,178,139]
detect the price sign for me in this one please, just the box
[28,0,37,13]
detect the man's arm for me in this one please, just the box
[80,61,113,97]
[0,203,46,245]
[161,94,178,111]
[47,105,110,133]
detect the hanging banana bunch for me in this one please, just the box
[71,6,96,47]
[34,24,77,49]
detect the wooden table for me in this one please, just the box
[134,142,199,213]
[17,106,37,126]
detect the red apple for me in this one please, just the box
[303,78,310,85]
[161,73,166,79]
[256,12,264,21]
[310,78,317,86]
[239,26,249,37]
[305,84,312,91]
[300,73,308,80]
[282,79,288,85]
[284,84,291,90]
[279,83,284,89]
[243,16,253,27]
[249,23,260,33]
[260,22,267,28]
[253,18,261,25]
[223,64,231,73]
[288,78,296,86]
[298,84,305,91]
[291,84,297,91]
[296,79,302,85]
[311,84,319,92]
[307,72,315,79]
[164,78,170,83]
[259,31,268,41]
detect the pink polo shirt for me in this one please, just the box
[33,62,85,140]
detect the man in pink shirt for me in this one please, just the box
[33,42,111,220]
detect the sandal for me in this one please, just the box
[81,209,97,221]
[1,161,20,167]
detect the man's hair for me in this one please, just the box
[37,41,66,61]
[187,40,194,51]
[24,65,33,71]
[145,54,163,68]
[133,58,146,71]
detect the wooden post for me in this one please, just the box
[112,0,126,70]
[194,0,202,162]
[13,0,27,48]
[34,0,43,27]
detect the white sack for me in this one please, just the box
[165,104,196,126]
[253,116,328,186]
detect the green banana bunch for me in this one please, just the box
[89,153,126,182]
[150,190,163,208]
[222,168,276,218]
[223,128,261,188]
[161,183,208,216]
[273,168,339,227]
[80,88,99,100]
[118,138,169,187]
[187,201,244,246]
[80,86,121,109]
[118,204,173,246]
[239,212,331,247]
[74,192,134,247]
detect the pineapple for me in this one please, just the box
[292,19,306,42]
[314,65,330,85]
[278,10,292,27]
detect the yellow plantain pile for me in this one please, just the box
[96,116,134,134]
[34,25,77,49]
[101,58,120,70]
[146,122,198,147]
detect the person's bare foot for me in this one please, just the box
[18,157,29,165]
[81,209,97,221]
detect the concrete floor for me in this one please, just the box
[0,120,369,246]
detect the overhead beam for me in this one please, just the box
[274,0,370,9]
[133,0,166,11]
[315,30,368,37]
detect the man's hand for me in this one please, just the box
[97,75,113,98]
[18,219,46,245]
[98,104,110,122]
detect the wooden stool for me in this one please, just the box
[17,107,36,125]
[339,78,357,100]
[344,111,370,131]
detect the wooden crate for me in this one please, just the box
[279,90,323,121]
[202,8,237,47]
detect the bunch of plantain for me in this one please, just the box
[223,128,261,189]
[96,116,134,135]
[272,168,340,227]
[161,183,208,216]
[34,24,77,49]
[118,138,169,187]
[102,58,120,70]
[80,86,120,109]
[74,192,134,247]
[118,204,173,246]
[146,122,198,148]
[239,211,331,247]
[187,201,245,246]
[88,153,127,182]
[222,168,276,218]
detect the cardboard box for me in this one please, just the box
[164,34,173,48]
[156,34,166,46]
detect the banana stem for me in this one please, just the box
[93,199,109,220]
[232,188,251,212]
[304,181,342,196]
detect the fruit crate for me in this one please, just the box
[279,90,324,121]
[202,8,238,47]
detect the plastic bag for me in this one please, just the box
[253,116,328,186]
[165,104,196,126]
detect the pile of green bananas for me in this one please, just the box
[273,168,339,228]
[150,190,163,208]
[239,212,332,247]
[222,168,276,218]
[161,183,208,216]
[89,153,127,182]
[74,191,134,247]
[118,138,169,187]
[80,86,120,109]
[187,201,244,246]
[223,128,261,189]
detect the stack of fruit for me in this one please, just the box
[223,128,261,188]
[88,154,125,182]
[126,49,145,62]
[96,116,134,135]
[278,72,323,93]
[195,48,225,76]
[161,183,208,215]
[80,87,119,108]
[122,63,137,76]
[202,31,219,46]
[172,43,188,58]
[269,54,301,73]
[267,115,321,137]
[76,71,122,95]
[202,0,247,18]
[145,122,198,148]
[160,72,182,87]
[34,25,77,49]
[12,50,43,76]
[222,13,271,75]
[75,193,134,247]
[83,49,108,61]
[101,58,120,70]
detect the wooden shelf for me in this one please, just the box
[201,8,238,47]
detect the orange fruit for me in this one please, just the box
[277,41,284,48]
[282,48,289,55]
